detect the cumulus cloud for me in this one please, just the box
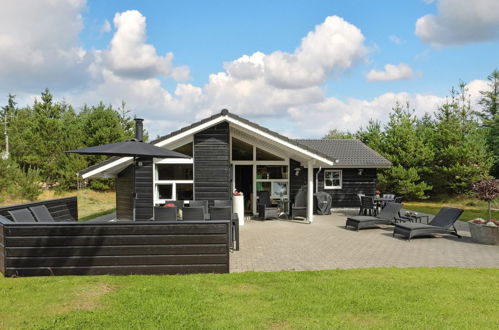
[416,0,499,46]
[287,92,446,137]
[264,16,367,89]
[365,63,415,82]
[101,10,190,80]
[0,0,91,91]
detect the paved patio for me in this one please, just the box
[230,210,499,272]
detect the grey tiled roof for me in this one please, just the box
[294,139,391,167]
[80,110,390,176]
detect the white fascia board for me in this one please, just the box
[156,116,226,147]
[81,116,225,179]
[225,116,334,166]
[81,157,133,179]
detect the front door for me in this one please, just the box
[234,165,253,213]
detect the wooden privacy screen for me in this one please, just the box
[0,219,230,277]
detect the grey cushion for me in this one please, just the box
[29,205,55,222]
[8,209,36,222]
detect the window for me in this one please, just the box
[157,164,193,180]
[256,165,288,180]
[232,138,253,160]
[256,148,283,161]
[324,170,342,189]
[155,162,194,203]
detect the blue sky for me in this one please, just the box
[0,0,498,138]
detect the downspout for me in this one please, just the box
[315,167,322,193]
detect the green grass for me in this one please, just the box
[79,208,116,222]
[1,268,498,329]
[404,198,499,221]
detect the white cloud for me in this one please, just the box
[416,0,499,46]
[264,16,368,89]
[287,92,446,137]
[101,10,190,81]
[365,63,415,81]
[389,35,403,44]
[0,0,91,91]
[100,19,111,33]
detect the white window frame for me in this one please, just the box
[324,170,342,190]
[154,158,194,204]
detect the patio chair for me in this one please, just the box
[214,200,231,207]
[381,194,395,208]
[29,205,55,222]
[357,193,365,215]
[360,196,377,216]
[181,207,205,220]
[291,188,307,219]
[394,196,403,203]
[257,191,279,220]
[392,207,463,241]
[345,202,403,231]
[154,206,177,221]
[7,208,37,222]
[209,206,231,220]
[188,200,209,219]
[209,206,239,251]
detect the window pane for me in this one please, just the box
[256,166,288,179]
[272,182,288,198]
[325,171,341,188]
[232,138,253,160]
[174,143,193,157]
[157,184,172,199]
[176,184,193,200]
[256,148,283,161]
[256,181,271,192]
[157,164,193,180]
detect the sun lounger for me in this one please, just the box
[392,207,463,241]
[345,202,403,231]
[7,208,37,222]
[29,205,55,222]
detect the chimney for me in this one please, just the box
[134,118,144,142]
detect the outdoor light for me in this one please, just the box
[294,167,301,176]
[358,169,363,175]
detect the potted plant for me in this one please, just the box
[468,179,499,245]
[375,190,381,198]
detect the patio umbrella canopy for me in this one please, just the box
[65,118,190,221]
[65,139,189,158]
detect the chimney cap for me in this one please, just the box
[220,109,229,116]
[134,118,144,121]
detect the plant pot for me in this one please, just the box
[468,221,499,245]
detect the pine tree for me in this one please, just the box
[479,70,499,178]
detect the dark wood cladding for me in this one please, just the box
[289,161,377,208]
[135,158,154,221]
[116,165,133,220]
[316,168,376,207]
[0,219,229,277]
[0,197,77,222]
[194,122,230,203]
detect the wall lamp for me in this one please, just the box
[294,167,302,176]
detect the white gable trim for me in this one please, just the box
[81,113,333,178]
[225,116,334,166]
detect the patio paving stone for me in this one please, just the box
[230,209,499,272]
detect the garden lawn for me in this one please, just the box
[1,268,498,329]
[405,198,499,221]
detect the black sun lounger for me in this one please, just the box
[29,205,55,222]
[7,208,37,222]
[392,207,463,241]
[345,202,403,231]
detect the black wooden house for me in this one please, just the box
[80,110,391,223]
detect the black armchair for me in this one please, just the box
[257,191,279,220]
[292,188,307,219]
